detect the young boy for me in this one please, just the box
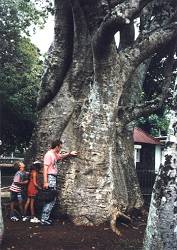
[9,161,29,221]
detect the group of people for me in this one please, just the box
[9,139,77,225]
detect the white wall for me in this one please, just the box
[155,145,161,173]
[134,144,142,167]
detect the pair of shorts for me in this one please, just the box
[10,191,25,202]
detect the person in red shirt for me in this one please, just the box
[23,161,42,223]
[41,139,77,225]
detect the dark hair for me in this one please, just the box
[51,139,63,149]
[30,161,42,172]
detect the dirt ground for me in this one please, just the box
[1,210,147,250]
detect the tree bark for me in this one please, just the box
[143,112,177,250]
[26,0,177,225]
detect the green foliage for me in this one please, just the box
[0,0,46,154]
[143,46,176,106]
[2,37,42,119]
[0,0,47,35]
[137,43,177,136]
[137,113,170,137]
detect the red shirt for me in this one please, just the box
[27,170,38,197]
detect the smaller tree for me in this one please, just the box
[143,139,177,249]
[0,0,47,154]
[0,37,43,154]
[0,171,4,245]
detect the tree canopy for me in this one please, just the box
[0,0,47,154]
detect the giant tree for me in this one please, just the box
[28,0,177,225]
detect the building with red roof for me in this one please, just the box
[133,127,161,145]
[133,127,161,173]
[133,128,162,203]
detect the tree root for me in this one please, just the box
[110,208,132,237]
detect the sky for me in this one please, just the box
[30,14,54,54]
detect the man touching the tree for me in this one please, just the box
[41,139,77,225]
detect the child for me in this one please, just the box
[9,161,29,222]
[23,161,41,223]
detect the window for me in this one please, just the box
[134,145,142,165]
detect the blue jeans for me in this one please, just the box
[41,175,57,221]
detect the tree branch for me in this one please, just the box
[93,0,153,55]
[120,1,177,68]
[123,22,177,68]
[118,23,135,50]
[118,40,177,125]
[37,0,74,110]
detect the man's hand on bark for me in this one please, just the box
[70,151,78,156]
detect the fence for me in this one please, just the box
[136,169,156,204]
[1,157,156,204]
[0,156,24,188]
[0,157,24,165]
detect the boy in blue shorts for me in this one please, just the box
[9,161,29,221]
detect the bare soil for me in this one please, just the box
[1,211,147,250]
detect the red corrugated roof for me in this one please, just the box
[133,127,161,145]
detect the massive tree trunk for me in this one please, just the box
[143,112,177,250]
[27,0,177,225]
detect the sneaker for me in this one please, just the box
[47,219,53,223]
[40,219,53,226]
[10,216,19,222]
[22,216,30,222]
[30,217,40,223]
